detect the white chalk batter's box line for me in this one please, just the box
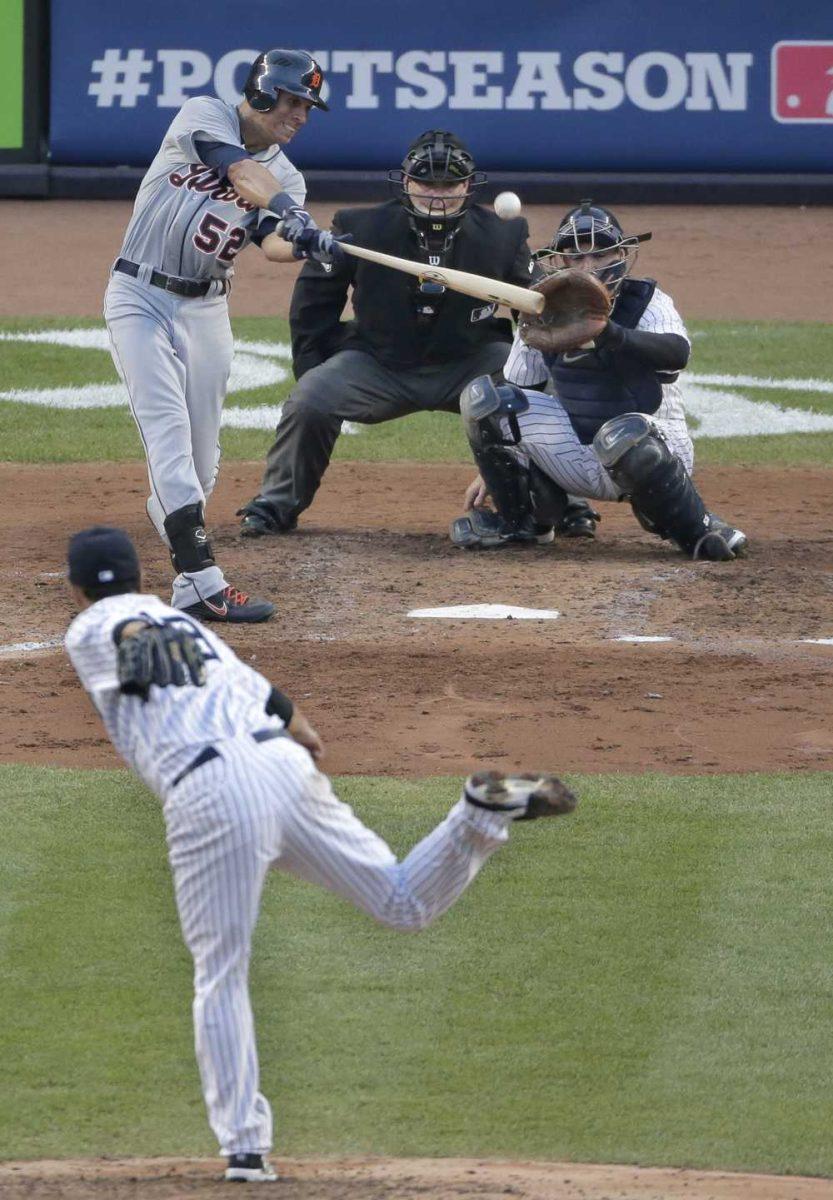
[1,328,833,439]
[4,631,833,659]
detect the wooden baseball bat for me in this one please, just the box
[339,242,545,316]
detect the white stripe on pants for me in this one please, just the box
[503,391,694,501]
[164,736,512,1156]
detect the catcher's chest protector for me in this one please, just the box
[547,279,660,445]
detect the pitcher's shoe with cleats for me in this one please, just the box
[225,1153,278,1183]
[692,515,748,561]
[560,501,600,539]
[450,507,553,549]
[238,502,296,539]
[182,585,275,624]
[464,770,577,821]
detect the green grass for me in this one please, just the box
[0,317,831,467]
[2,765,832,1174]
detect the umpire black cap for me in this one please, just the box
[244,49,329,112]
[67,526,140,589]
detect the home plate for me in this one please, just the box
[408,604,560,620]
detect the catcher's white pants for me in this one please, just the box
[104,269,234,608]
[502,390,694,500]
[164,734,511,1157]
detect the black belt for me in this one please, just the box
[114,257,223,299]
[172,727,285,788]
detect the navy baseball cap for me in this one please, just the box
[67,526,140,589]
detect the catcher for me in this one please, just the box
[450,200,747,561]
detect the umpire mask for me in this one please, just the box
[388,130,486,258]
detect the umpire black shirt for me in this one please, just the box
[289,200,534,379]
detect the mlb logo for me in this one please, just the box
[772,41,833,123]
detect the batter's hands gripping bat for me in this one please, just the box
[339,242,545,316]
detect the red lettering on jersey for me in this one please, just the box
[188,167,222,192]
[169,163,205,188]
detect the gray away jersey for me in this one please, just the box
[65,593,283,797]
[119,96,306,281]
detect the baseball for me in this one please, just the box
[494,191,522,220]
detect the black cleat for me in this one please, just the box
[224,1153,278,1182]
[182,585,275,624]
[693,516,748,561]
[560,502,600,539]
[464,770,577,821]
[450,507,553,549]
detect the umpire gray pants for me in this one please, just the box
[254,344,510,525]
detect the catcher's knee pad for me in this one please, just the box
[460,375,529,449]
[593,413,712,556]
[593,413,666,480]
[164,502,217,574]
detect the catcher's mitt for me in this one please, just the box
[518,268,611,355]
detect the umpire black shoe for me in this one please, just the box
[238,502,297,539]
[464,771,577,821]
[182,585,275,624]
[224,1153,278,1182]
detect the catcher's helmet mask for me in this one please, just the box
[389,130,487,254]
[243,49,329,113]
[535,199,651,297]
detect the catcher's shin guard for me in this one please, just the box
[460,375,536,532]
[163,502,217,574]
[593,414,735,560]
[528,462,569,527]
[472,445,535,531]
[527,464,599,538]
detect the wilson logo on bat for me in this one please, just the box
[771,41,833,123]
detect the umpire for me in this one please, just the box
[238,129,535,536]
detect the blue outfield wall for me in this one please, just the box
[49,1,833,173]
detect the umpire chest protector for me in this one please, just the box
[545,278,659,445]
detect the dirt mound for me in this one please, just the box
[1,1156,830,1199]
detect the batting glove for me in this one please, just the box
[291,227,351,267]
[278,204,316,242]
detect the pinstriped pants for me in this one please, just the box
[163,736,512,1156]
[502,391,694,501]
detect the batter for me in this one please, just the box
[64,525,577,1183]
[104,49,343,623]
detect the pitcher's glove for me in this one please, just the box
[116,624,207,701]
[518,269,612,354]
